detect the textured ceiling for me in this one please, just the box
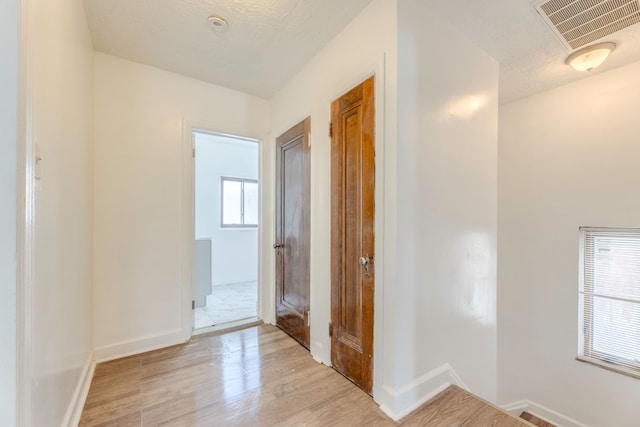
[421,0,640,104]
[83,0,374,99]
[84,0,640,103]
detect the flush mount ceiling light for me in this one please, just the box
[208,15,228,32]
[566,42,616,72]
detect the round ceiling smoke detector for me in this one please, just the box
[208,15,228,32]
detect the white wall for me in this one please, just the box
[93,53,270,360]
[498,60,640,426]
[270,0,398,399]
[271,0,498,417]
[195,133,259,286]
[26,0,95,425]
[392,0,499,410]
[0,0,19,424]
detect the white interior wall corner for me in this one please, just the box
[25,0,95,424]
[394,0,498,404]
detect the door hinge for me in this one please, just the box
[329,322,333,337]
[329,122,333,138]
[192,300,195,310]
[306,311,311,327]
[192,148,195,158]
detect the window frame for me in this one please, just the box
[220,176,258,229]
[578,226,640,379]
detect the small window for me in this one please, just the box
[221,177,258,228]
[579,227,640,378]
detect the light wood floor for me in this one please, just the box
[520,412,556,427]
[80,324,533,426]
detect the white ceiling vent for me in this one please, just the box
[535,0,640,50]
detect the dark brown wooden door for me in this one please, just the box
[330,77,375,393]
[275,118,311,349]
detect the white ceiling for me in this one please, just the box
[83,0,374,99]
[421,0,640,103]
[83,0,640,103]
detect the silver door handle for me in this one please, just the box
[359,257,371,276]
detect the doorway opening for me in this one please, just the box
[193,130,260,332]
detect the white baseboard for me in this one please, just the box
[94,328,187,363]
[377,365,586,427]
[502,399,587,427]
[448,365,470,391]
[502,399,529,416]
[62,353,95,427]
[378,363,465,421]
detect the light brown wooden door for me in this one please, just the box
[275,118,311,349]
[330,77,375,393]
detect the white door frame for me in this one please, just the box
[181,121,265,338]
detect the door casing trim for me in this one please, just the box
[313,53,389,404]
[181,122,265,339]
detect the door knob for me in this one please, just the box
[359,257,371,276]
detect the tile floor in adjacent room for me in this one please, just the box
[194,281,258,329]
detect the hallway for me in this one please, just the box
[79,325,531,426]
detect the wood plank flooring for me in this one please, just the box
[80,325,533,426]
[520,412,557,427]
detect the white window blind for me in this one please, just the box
[579,227,640,377]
